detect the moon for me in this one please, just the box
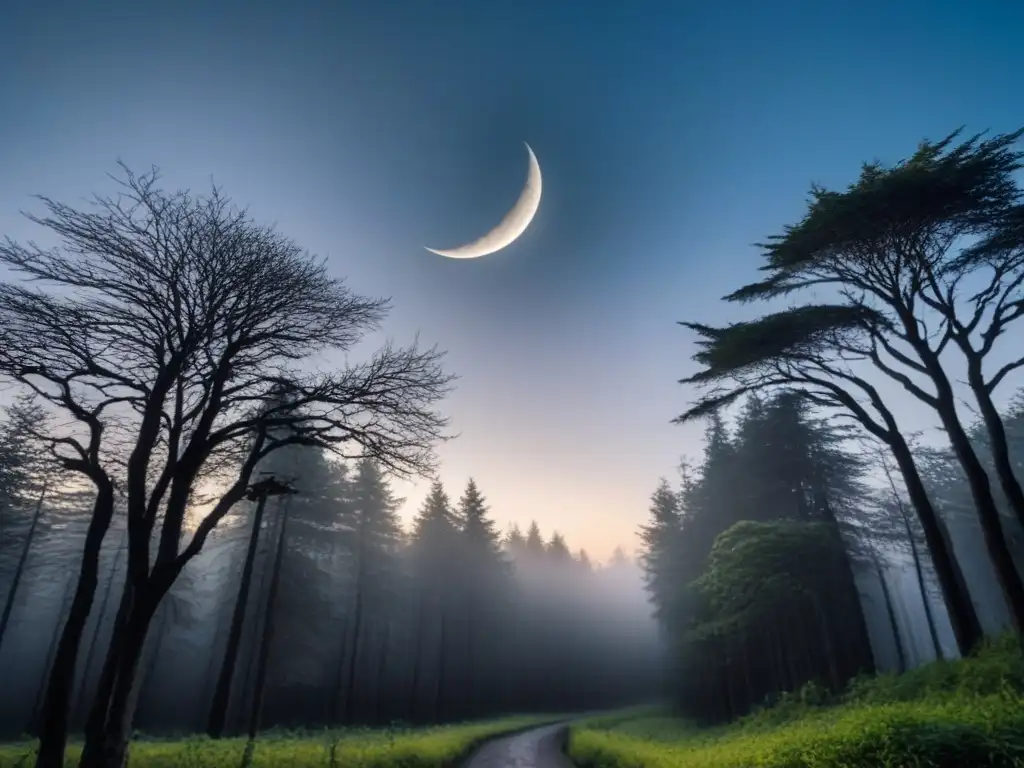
[425,142,542,259]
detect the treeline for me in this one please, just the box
[0,401,659,741]
[0,165,652,768]
[640,128,1024,724]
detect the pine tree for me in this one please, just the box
[524,521,545,560]
[338,459,403,723]
[408,481,459,721]
[638,479,683,630]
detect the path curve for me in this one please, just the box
[464,723,574,768]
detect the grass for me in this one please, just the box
[0,714,559,768]
[569,633,1024,767]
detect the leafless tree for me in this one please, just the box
[0,164,454,768]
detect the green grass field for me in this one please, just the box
[0,714,557,768]
[569,634,1024,768]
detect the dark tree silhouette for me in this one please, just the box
[0,164,453,768]
[718,129,1024,631]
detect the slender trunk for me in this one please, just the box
[236,518,278,735]
[240,497,290,767]
[79,593,159,768]
[132,602,170,731]
[407,596,424,722]
[206,493,269,738]
[34,484,114,768]
[901,503,945,661]
[200,588,234,732]
[888,435,983,654]
[964,350,1024,528]
[373,621,390,725]
[341,569,365,724]
[434,610,446,722]
[328,612,350,725]
[0,484,47,651]
[75,527,128,724]
[907,331,1024,632]
[941,408,1024,632]
[30,573,75,734]
[873,554,906,673]
[882,458,945,661]
[81,577,135,764]
[834,540,876,676]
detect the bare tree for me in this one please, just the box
[0,164,454,768]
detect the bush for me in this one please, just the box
[568,634,1024,767]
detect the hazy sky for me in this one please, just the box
[1,0,1022,560]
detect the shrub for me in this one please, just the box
[568,633,1024,767]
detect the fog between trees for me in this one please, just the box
[3,127,1024,766]
[0,435,660,741]
[0,165,659,768]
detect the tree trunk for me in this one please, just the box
[940,408,1024,632]
[897,497,945,660]
[373,620,390,725]
[906,333,1024,633]
[407,596,424,722]
[964,351,1024,528]
[434,610,446,722]
[34,484,114,768]
[30,573,75,735]
[873,555,906,673]
[888,435,983,654]
[79,594,159,768]
[206,493,269,738]
[80,577,136,765]
[75,526,127,724]
[0,484,46,652]
[240,496,291,768]
[341,572,365,724]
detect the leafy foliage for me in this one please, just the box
[568,634,1024,768]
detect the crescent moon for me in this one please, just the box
[425,142,542,259]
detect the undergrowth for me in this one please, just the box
[0,714,555,768]
[569,633,1024,767]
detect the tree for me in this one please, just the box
[638,480,685,633]
[715,129,1024,632]
[524,521,545,560]
[456,479,506,714]
[0,396,55,653]
[678,308,983,656]
[407,481,459,721]
[0,165,453,768]
[547,532,572,564]
[337,458,403,723]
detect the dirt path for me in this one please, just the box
[464,723,574,768]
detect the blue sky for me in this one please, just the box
[1,0,1022,559]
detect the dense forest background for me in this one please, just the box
[2,129,1024,768]
[640,130,1024,725]
[0,416,660,739]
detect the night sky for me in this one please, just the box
[2,0,1022,558]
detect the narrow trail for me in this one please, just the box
[464,723,574,768]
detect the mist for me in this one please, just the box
[0,448,661,739]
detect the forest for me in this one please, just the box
[0,414,659,738]
[3,128,1024,768]
[0,165,660,768]
[581,130,1024,766]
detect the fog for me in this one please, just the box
[0,449,661,739]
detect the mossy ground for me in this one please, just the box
[0,714,555,768]
[569,634,1024,767]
